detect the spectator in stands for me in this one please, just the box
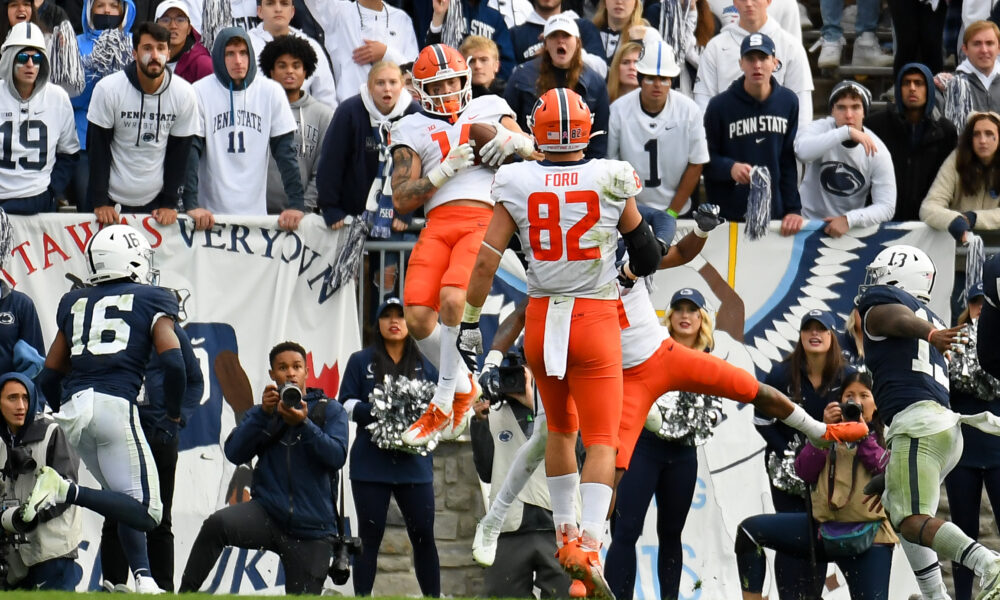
[737,371,895,600]
[756,309,856,598]
[921,111,1000,243]
[259,35,333,215]
[0,210,45,380]
[704,0,801,42]
[426,0,516,79]
[945,282,1000,600]
[231,0,260,31]
[179,341,349,595]
[154,0,212,83]
[505,14,610,157]
[185,28,305,228]
[695,0,813,129]
[99,324,203,593]
[509,0,604,67]
[941,21,1000,116]
[247,0,337,109]
[796,81,896,238]
[0,373,82,590]
[609,39,707,223]
[592,0,643,65]
[2,0,39,40]
[815,0,893,69]
[888,0,946,74]
[642,0,717,94]
[5,0,83,99]
[338,298,441,597]
[0,23,79,214]
[606,40,639,102]
[703,33,801,234]
[866,63,958,222]
[461,35,505,96]
[308,0,419,105]
[317,61,418,230]
[86,22,199,226]
[70,0,135,212]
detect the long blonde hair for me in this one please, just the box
[593,0,645,31]
[664,305,715,352]
[607,41,642,102]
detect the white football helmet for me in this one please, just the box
[861,245,936,302]
[85,225,158,285]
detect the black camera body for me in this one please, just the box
[279,383,303,408]
[839,400,863,422]
[497,365,526,395]
[328,534,363,585]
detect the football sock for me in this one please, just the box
[547,472,579,531]
[780,404,827,442]
[487,422,547,524]
[933,521,997,578]
[432,324,462,410]
[118,522,152,577]
[415,324,441,369]
[900,538,950,600]
[579,482,613,543]
[75,486,157,532]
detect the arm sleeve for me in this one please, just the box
[919,152,961,230]
[693,45,717,112]
[182,136,203,210]
[270,132,306,211]
[338,352,375,426]
[297,400,349,470]
[494,18,516,80]
[779,105,801,215]
[50,152,78,196]
[158,346,186,420]
[703,101,735,181]
[160,134,194,208]
[223,406,272,464]
[793,442,829,484]
[845,147,896,228]
[316,107,349,226]
[307,40,339,110]
[794,121,849,163]
[469,416,494,483]
[855,434,889,475]
[607,103,622,160]
[178,327,204,427]
[85,124,115,208]
[795,90,813,131]
[384,12,420,64]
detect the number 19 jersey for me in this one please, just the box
[56,282,178,403]
[492,158,641,299]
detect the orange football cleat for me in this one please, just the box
[441,375,480,440]
[556,534,615,600]
[402,403,452,446]
[569,579,589,598]
[822,421,870,443]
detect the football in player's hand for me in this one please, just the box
[468,123,517,167]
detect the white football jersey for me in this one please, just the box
[0,84,78,199]
[493,158,641,299]
[619,278,669,368]
[192,75,296,215]
[389,95,514,213]
[608,89,709,214]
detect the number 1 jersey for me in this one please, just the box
[56,282,178,403]
[492,158,641,299]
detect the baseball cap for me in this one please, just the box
[740,33,776,57]
[375,297,404,321]
[800,309,836,331]
[969,281,985,301]
[670,288,707,310]
[155,0,191,21]
[543,14,580,38]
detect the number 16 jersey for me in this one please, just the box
[492,158,641,299]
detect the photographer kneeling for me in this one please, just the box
[179,341,349,595]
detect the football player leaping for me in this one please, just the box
[391,43,536,447]
[27,224,187,594]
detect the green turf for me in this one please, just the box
[0,594,472,600]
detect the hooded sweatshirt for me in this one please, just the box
[265,89,333,213]
[85,62,199,208]
[0,372,82,573]
[952,57,1000,113]
[247,24,338,110]
[170,27,213,84]
[509,10,605,64]
[187,27,303,215]
[867,63,958,221]
[0,32,80,200]
[316,84,418,226]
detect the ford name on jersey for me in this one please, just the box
[728,115,789,138]
[212,109,264,133]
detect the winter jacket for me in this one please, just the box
[265,91,334,213]
[950,58,1000,113]
[509,10,604,64]
[170,28,213,84]
[316,86,419,226]
[0,281,45,379]
[138,324,204,440]
[0,373,82,576]
[919,151,1000,233]
[425,0,516,79]
[504,56,610,158]
[703,76,800,221]
[224,388,348,539]
[866,63,958,222]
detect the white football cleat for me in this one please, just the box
[472,515,503,566]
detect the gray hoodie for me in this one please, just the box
[265,90,333,213]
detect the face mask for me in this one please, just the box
[92,13,121,30]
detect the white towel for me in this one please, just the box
[543,296,575,379]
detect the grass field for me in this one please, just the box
[0,594,430,600]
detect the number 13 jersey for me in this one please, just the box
[493,158,641,299]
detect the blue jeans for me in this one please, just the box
[736,512,893,600]
[13,556,79,590]
[822,0,881,39]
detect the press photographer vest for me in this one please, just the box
[810,443,897,545]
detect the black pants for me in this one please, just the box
[485,531,572,598]
[100,431,178,591]
[945,464,1000,600]
[178,500,333,595]
[769,486,827,599]
[889,0,946,75]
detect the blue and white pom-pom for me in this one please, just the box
[649,390,724,446]
[744,166,771,241]
[949,319,1000,400]
[85,29,132,78]
[766,438,806,495]
[367,375,438,455]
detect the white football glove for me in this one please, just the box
[427,143,475,188]
[479,124,535,167]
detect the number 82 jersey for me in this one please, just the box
[857,284,949,425]
[56,282,178,403]
[493,158,641,299]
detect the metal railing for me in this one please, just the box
[357,240,417,339]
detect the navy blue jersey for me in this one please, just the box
[858,285,950,424]
[0,286,44,374]
[56,282,178,403]
[985,254,1000,309]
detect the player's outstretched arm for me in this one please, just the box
[865,303,965,353]
[466,205,518,311]
[37,331,71,410]
[617,198,663,283]
[391,146,435,215]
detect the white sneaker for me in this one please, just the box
[135,575,165,595]
[978,554,1000,600]
[817,37,845,69]
[853,32,893,67]
[102,581,132,593]
[22,466,69,522]
[472,514,503,566]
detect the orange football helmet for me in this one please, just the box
[527,88,592,152]
[412,44,472,119]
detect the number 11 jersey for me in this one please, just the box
[492,158,641,299]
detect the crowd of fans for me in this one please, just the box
[3,0,1000,596]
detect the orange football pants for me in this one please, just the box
[616,338,760,469]
[524,296,625,448]
[403,205,493,311]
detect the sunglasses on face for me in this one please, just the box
[156,15,188,24]
[14,51,42,65]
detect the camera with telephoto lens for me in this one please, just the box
[279,383,303,408]
[328,534,363,584]
[9,446,36,475]
[839,400,863,422]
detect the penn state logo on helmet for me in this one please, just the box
[819,162,866,197]
[85,224,158,285]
